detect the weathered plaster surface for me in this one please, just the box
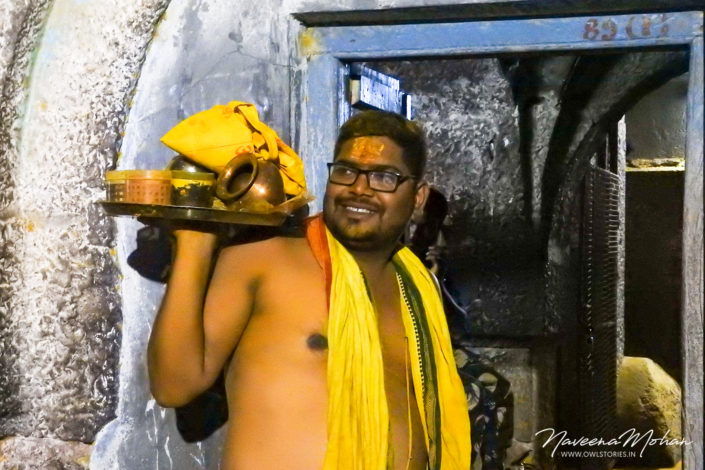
[509,56,576,228]
[627,73,689,160]
[0,0,52,210]
[0,435,91,469]
[0,0,55,439]
[368,58,543,337]
[0,0,169,452]
[0,2,54,428]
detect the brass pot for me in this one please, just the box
[215,153,285,207]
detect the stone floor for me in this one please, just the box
[0,436,91,470]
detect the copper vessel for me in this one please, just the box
[215,153,286,207]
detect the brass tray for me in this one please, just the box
[100,194,312,226]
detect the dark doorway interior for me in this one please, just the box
[624,170,684,383]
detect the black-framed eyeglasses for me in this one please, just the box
[326,162,417,193]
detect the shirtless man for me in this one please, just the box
[147,110,469,470]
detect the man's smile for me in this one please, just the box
[338,197,380,215]
[345,206,374,215]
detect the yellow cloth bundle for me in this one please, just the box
[160,101,306,197]
[323,227,471,470]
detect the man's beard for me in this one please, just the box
[323,198,405,252]
[324,214,378,250]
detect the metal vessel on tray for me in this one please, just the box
[101,155,312,226]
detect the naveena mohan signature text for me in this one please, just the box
[535,427,692,458]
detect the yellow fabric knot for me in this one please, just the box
[160,100,306,197]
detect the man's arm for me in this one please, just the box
[147,229,257,407]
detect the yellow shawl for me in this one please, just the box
[306,216,471,470]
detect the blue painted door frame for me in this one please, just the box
[295,11,702,197]
[293,10,703,470]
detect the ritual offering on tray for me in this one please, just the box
[106,170,172,205]
[105,170,127,202]
[101,100,311,225]
[170,171,215,207]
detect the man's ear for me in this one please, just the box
[413,181,430,218]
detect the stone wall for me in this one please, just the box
[368,58,541,337]
[627,74,688,160]
[0,0,169,465]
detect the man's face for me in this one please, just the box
[323,136,427,252]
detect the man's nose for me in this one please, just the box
[349,171,373,195]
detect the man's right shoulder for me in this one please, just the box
[217,234,310,270]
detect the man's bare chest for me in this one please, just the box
[247,253,329,348]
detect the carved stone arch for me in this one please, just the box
[543,50,688,250]
[539,49,689,465]
[542,49,688,332]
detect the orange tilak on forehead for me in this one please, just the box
[348,137,388,162]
